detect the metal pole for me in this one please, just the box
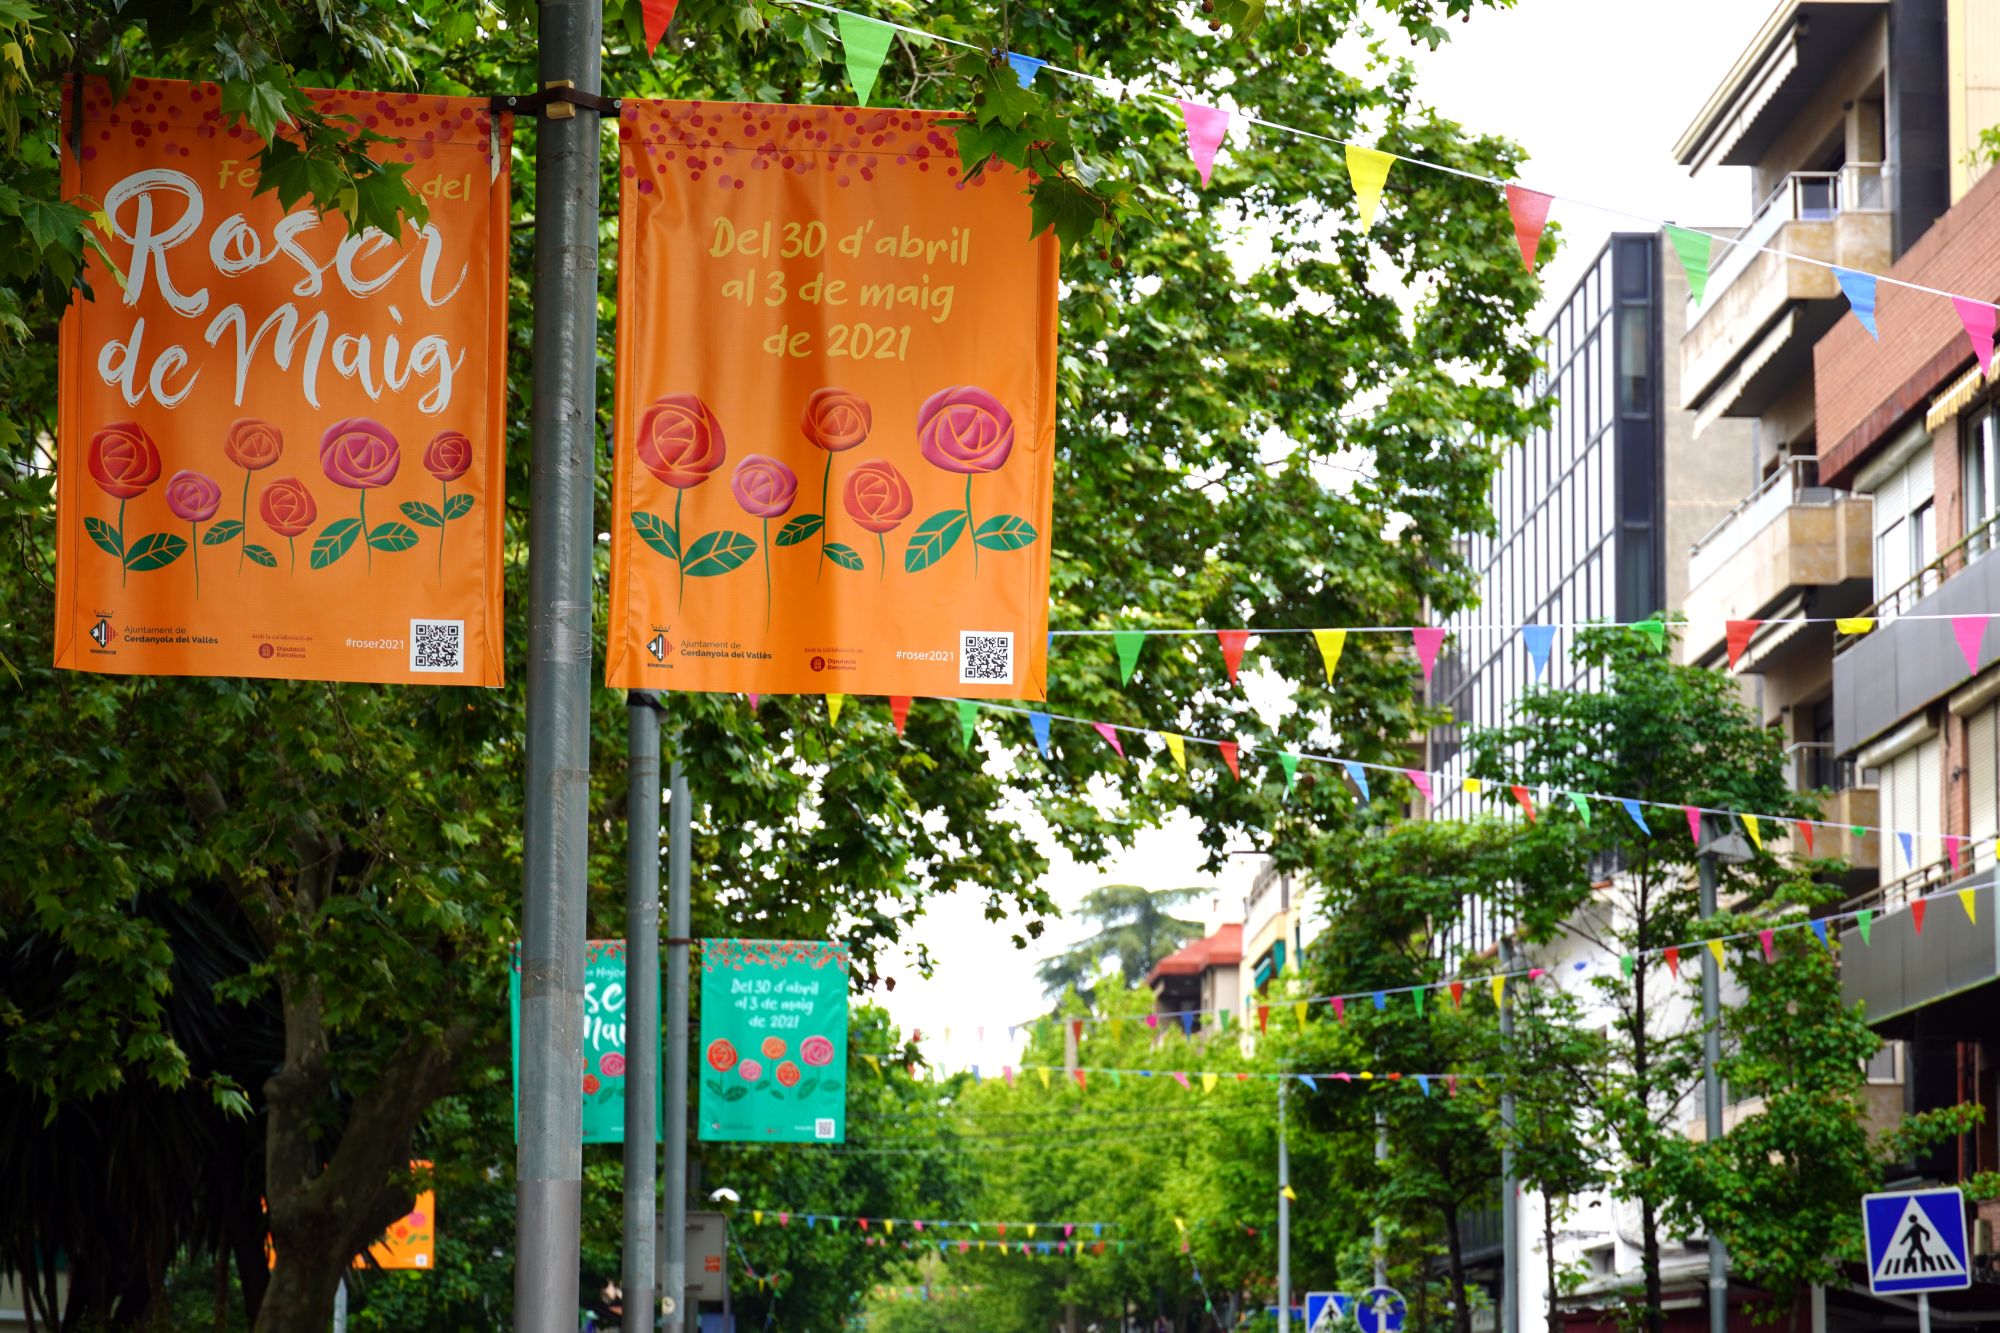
[1919,1293,1931,1333]
[664,761,692,1332]
[1499,941,1519,1333]
[333,1276,347,1333]
[1278,1078,1291,1333]
[1373,1110,1388,1288]
[625,695,663,1329]
[516,0,603,1326]
[1698,822,1728,1333]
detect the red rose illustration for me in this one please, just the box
[800,388,872,453]
[87,422,162,499]
[319,417,401,489]
[731,456,798,519]
[917,386,1014,475]
[600,1052,627,1078]
[737,1059,763,1082]
[583,1073,601,1095]
[843,460,914,534]
[636,393,726,489]
[423,430,472,482]
[776,1061,802,1087]
[259,478,318,570]
[223,418,284,471]
[800,1036,835,1068]
[760,1036,788,1060]
[706,1039,739,1072]
[165,470,222,523]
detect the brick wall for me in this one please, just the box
[1816,163,2000,486]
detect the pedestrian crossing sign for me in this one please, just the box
[1863,1188,1970,1295]
[1305,1292,1351,1330]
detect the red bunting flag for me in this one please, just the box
[1510,784,1536,822]
[1725,619,1761,670]
[890,696,912,736]
[1797,821,1815,855]
[1216,629,1251,684]
[642,0,680,53]
[1504,184,1552,271]
[1664,945,1680,978]
[1073,1068,1087,1091]
[1449,980,1464,1008]
[1911,899,1928,934]
[1258,1004,1269,1033]
[1219,740,1241,780]
[1071,1019,1084,1044]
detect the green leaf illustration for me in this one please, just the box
[83,516,122,558]
[400,500,444,528]
[631,510,680,561]
[904,509,968,572]
[366,521,420,553]
[972,514,1038,551]
[443,493,474,521]
[683,529,757,577]
[123,532,187,572]
[310,518,361,570]
[774,513,824,547]
[243,544,278,568]
[823,542,864,571]
[723,1083,751,1101]
[202,519,244,546]
[794,1078,820,1100]
[704,1078,726,1098]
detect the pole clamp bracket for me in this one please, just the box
[490,81,622,119]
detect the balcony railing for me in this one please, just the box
[1784,741,1855,794]
[1687,457,1841,590]
[1845,856,1964,916]
[1839,510,2000,648]
[1689,163,1887,323]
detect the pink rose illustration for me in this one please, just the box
[732,455,798,628]
[800,389,874,582]
[913,387,1030,577]
[799,1036,835,1068]
[260,477,318,572]
[166,469,223,599]
[85,423,167,585]
[419,430,475,578]
[842,459,914,580]
[738,1059,764,1083]
[600,1052,627,1078]
[319,419,401,572]
[223,419,283,574]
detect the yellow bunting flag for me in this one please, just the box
[754,1211,764,1225]
[1036,1067,1050,1089]
[1026,1224,1036,1239]
[1462,777,1484,795]
[1345,144,1395,229]
[1836,617,1876,635]
[1111,1017,1124,1040]
[884,1219,894,1236]
[1963,889,1978,923]
[1312,628,1348,684]
[1742,814,1762,851]
[1359,1071,1374,1081]
[1282,1185,1297,1201]
[1163,733,1187,772]
[1202,1072,1218,1094]
[1294,1002,1308,1032]
[1174,1218,1187,1233]
[1706,939,1726,968]
[827,693,844,726]
[1490,975,1505,1008]
[864,1054,881,1076]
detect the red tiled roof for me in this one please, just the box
[1147,923,1243,982]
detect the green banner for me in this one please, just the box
[698,940,850,1143]
[510,940,660,1144]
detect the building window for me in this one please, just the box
[1963,403,2000,559]
[1871,446,1936,613]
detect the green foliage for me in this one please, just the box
[1033,883,1204,1001]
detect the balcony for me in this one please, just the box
[1816,780,1881,872]
[1840,862,2000,1026]
[1683,458,1873,661]
[1681,165,1892,421]
[1831,515,2000,755]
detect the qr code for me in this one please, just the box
[410,619,465,673]
[960,630,1013,684]
[815,1117,836,1140]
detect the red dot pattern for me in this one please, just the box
[618,100,995,194]
[71,76,512,168]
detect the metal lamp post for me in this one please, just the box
[1697,817,1754,1333]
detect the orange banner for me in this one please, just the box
[54,78,510,684]
[364,1185,436,1271]
[607,101,1058,698]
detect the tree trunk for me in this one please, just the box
[1640,1195,1664,1333]
[1545,1195,1561,1333]
[1441,1199,1473,1333]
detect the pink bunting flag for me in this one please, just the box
[780,1212,790,1226]
[1758,928,1775,962]
[1528,967,1546,981]
[1173,1071,1190,1089]
[1219,740,1241,780]
[1093,721,1125,758]
[1002,1066,1014,1087]
[1504,184,1552,271]
[1064,1224,1074,1238]
[1144,1013,1158,1030]
[1411,626,1447,683]
[1685,807,1702,845]
[1956,297,1998,376]
[890,696,911,736]
[748,692,761,712]
[1954,615,1989,674]
[642,0,680,53]
[1404,768,1434,803]
[1331,996,1346,1023]
[1946,834,1965,873]
[1216,629,1252,684]
[1178,101,1231,186]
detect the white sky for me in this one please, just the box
[876,0,1772,1071]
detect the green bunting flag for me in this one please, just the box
[1279,751,1299,797]
[1568,792,1591,826]
[1413,987,1425,1016]
[839,12,895,106]
[1665,225,1713,306]
[1114,631,1145,684]
[957,699,978,748]
[1633,618,1666,652]
[1856,908,1873,945]
[1619,954,1635,978]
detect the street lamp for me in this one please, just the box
[1697,818,1753,1333]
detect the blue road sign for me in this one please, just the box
[1305,1293,1351,1331]
[1863,1188,1970,1295]
[1355,1286,1406,1333]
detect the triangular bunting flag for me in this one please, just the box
[1522,623,1556,681]
[1163,733,1187,772]
[1344,144,1394,229]
[1178,101,1231,186]
[1093,721,1125,758]
[1857,909,1873,945]
[827,693,845,726]
[1706,939,1725,968]
[1797,821,1815,855]
[1954,296,1997,377]
[1510,784,1536,822]
[1173,1070,1189,1089]
[1073,1068,1087,1091]
[1837,617,1876,635]
[1218,741,1241,780]
[1633,618,1666,652]
[1811,920,1830,949]
[1029,711,1052,758]
[1113,630,1144,683]
[1622,799,1651,834]
[1313,628,1347,684]
[1462,777,1484,795]
[1036,1066,1050,1089]
[1834,266,1879,340]
[1568,792,1591,827]
[1006,53,1047,88]
[1412,988,1426,1016]
[1619,954,1634,979]
[1666,225,1713,305]
[1411,626,1447,683]
[1372,991,1386,1011]
[838,12,895,107]
[1664,945,1680,978]
[1405,769,1434,804]
[1417,1073,1432,1097]
[1490,975,1505,1008]
[890,695,911,736]
[1946,834,1965,873]
[1216,629,1251,684]
[641,0,680,55]
[1898,831,1915,868]
[1962,889,1978,922]
[1725,619,1761,670]
[1954,615,1989,674]
[1343,760,1370,801]
[1257,1004,1269,1033]
[1294,1002,1308,1032]
[1201,1072,1218,1094]
[1911,898,1928,934]
[1742,813,1762,851]
[1279,752,1299,797]
[1757,928,1775,962]
[1449,980,1464,1008]
[1504,184,1552,271]
[958,699,978,748]
[1331,996,1346,1023]
[1686,807,1703,845]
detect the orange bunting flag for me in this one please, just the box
[1216,629,1251,684]
[1219,740,1242,780]
[1510,784,1536,822]
[1504,184,1552,271]
[1073,1068,1087,1091]
[1725,619,1762,670]
[890,695,912,736]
